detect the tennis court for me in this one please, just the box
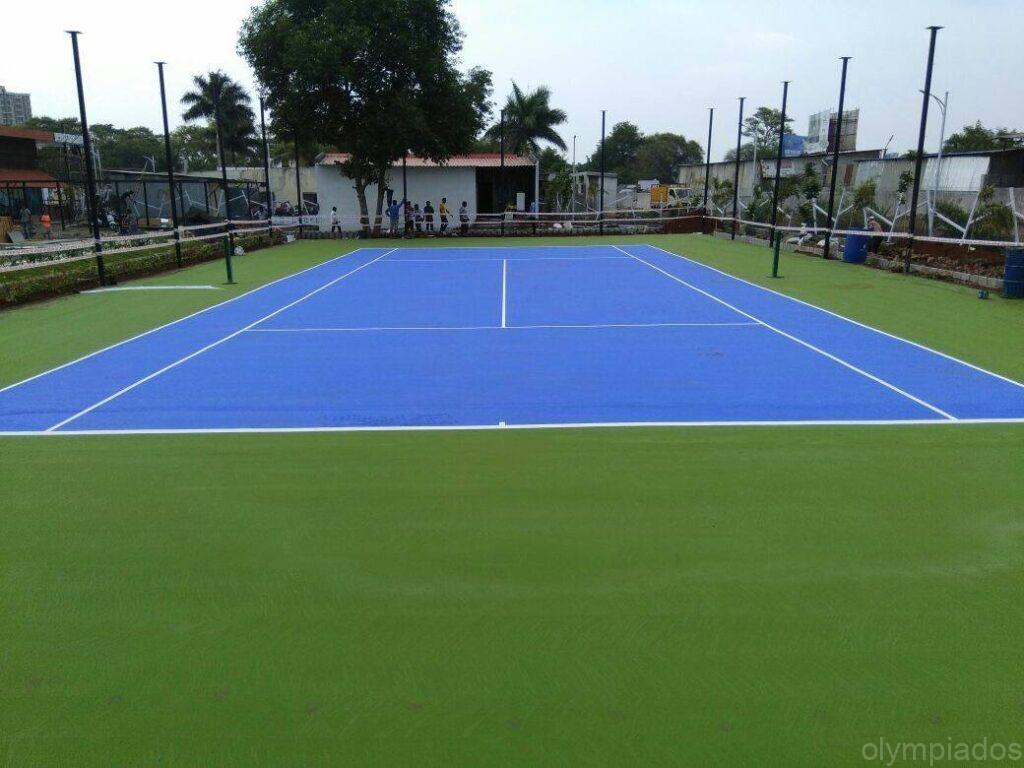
[1,242,1022,434]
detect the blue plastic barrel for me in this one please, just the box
[1004,248,1024,299]
[843,227,870,264]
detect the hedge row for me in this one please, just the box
[0,230,287,308]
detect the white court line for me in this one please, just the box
[501,259,508,328]
[613,245,957,421]
[81,285,222,293]
[380,255,629,262]
[45,249,395,432]
[0,246,377,397]
[4,417,1024,437]
[245,321,760,333]
[643,242,1024,393]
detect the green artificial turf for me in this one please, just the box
[2,234,1023,766]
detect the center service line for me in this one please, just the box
[501,258,508,329]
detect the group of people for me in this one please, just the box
[330,192,471,238]
[17,205,53,240]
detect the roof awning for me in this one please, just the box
[0,169,60,189]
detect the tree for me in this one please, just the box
[89,125,165,171]
[632,133,702,183]
[943,121,1019,153]
[586,125,702,185]
[484,83,567,156]
[171,124,217,172]
[239,0,493,233]
[180,70,257,166]
[743,106,794,159]
[22,116,83,133]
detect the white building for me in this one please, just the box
[315,152,537,229]
[0,86,32,126]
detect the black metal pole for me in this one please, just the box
[906,26,942,274]
[259,95,272,239]
[731,97,745,240]
[156,62,182,267]
[599,109,606,236]
[499,109,506,236]
[213,90,234,283]
[702,107,714,215]
[822,57,851,261]
[294,130,303,237]
[769,81,790,277]
[67,31,104,284]
[402,151,408,236]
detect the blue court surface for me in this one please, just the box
[2,243,1023,434]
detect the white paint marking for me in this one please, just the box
[244,321,759,333]
[644,242,1024,392]
[381,254,629,263]
[0,247,378,397]
[501,259,508,328]
[80,285,222,293]
[3,417,1023,438]
[613,245,957,421]
[45,249,395,432]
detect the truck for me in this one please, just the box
[649,184,692,208]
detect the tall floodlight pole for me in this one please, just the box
[499,108,506,236]
[571,134,577,215]
[599,109,606,235]
[822,57,852,260]
[906,26,942,274]
[702,107,714,215]
[213,89,235,283]
[258,95,272,238]
[769,81,790,278]
[921,88,948,236]
[294,130,303,237]
[731,97,745,240]
[156,62,182,268]
[67,31,105,284]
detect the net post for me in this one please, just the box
[259,95,273,242]
[769,81,790,275]
[906,26,942,274]
[822,57,851,261]
[771,228,782,278]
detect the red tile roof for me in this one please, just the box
[0,169,59,188]
[0,126,54,142]
[319,152,535,169]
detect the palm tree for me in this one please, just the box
[486,83,567,156]
[180,71,256,165]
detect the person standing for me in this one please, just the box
[439,197,449,234]
[424,200,435,233]
[386,196,406,237]
[413,203,423,234]
[40,211,53,240]
[459,201,470,236]
[404,201,414,236]
[330,206,341,236]
[19,204,32,239]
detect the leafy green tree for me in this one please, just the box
[180,70,257,165]
[170,124,218,172]
[632,133,702,183]
[90,125,164,171]
[240,0,493,232]
[22,116,83,133]
[586,124,702,184]
[943,121,1019,153]
[742,106,793,159]
[484,83,566,155]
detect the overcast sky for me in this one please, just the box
[4,0,1021,162]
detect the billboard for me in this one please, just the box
[782,134,806,157]
[760,159,799,179]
